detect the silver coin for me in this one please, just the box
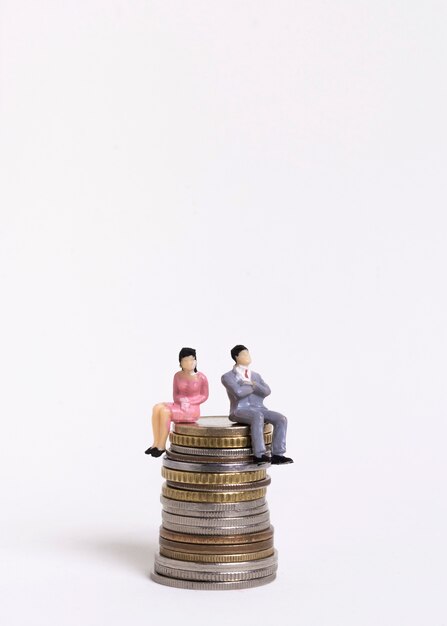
[160,495,266,513]
[162,510,271,527]
[154,549,278,572]
[166,450,257,464]
[166,451,255,464]
[173,416,236,429]
[169,444,271,458]
[172,417,273,436]
[162,458,270,472]
[162,501,269,518]
[150,571,276,590]
[154,562,278,582]
[161,519,271,535]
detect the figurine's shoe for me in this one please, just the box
[144,447,153,455]
[271,454,294,465]
[150,447,166,457]
[253,454,271,465]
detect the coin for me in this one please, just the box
[168,444,265,458]
[169,433,273,449]
[160,500,269,519]
[163,458,270,472]
[161,519,271,535]
[153,562,278,583]
[173,421,273,438]
[160,495,267,513]
[159,537,274,554]
[165,477,271,492]
[161,510,271,528]
[162,484,268,503]
[150,571,277,589]
[159,526,274,544]
[159,545,275,562]
[154,550,278,572]
[161,468,267,485]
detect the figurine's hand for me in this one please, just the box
[180,398,190,410]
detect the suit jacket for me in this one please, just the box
[221,366,271,416]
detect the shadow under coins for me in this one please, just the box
[57,535,159,577]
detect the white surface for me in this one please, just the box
[1,1,446,624]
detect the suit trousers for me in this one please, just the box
[230,408,287,457]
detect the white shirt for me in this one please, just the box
[235,364,252,382]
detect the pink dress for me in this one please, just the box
[165,371,209,423]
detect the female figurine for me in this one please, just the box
[145,347,209,457]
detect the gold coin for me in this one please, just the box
[173,422,273,438]
[159,526,274,545]
[159,546,275,563]
[169,433,273,449]
[166,477,271,492]
[162,484,267,503]
[161,468,267,485]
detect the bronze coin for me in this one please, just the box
[159,546,275,563]
[158,536,274,554]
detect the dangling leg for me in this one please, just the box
[145,403,170,454]
[153,404,172,452]
[151,404,165,445]
[264,410,293,464]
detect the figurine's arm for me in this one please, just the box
[253,374,271,397]
[221,373,254,399]
[194,373,209,405]
[173,374,182,404]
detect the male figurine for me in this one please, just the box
[221,345,293,465]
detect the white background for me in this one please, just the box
[1,1,446,624]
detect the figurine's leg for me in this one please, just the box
[153,404,172,450]
[150,403,172,445]
[233,409,266,457]
[150,403,165,445]
[264,411,287,455]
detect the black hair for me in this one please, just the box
[231,345,248,362]
[178,347,197,372]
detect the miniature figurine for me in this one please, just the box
[221,345,293,465]
[145,347,209,457]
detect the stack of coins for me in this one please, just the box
[151,416,278,590]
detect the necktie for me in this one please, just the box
[245,369,248,378]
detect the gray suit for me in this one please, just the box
[221,367,287,457]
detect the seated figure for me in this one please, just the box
[145,347,209,457]
[221,345,293,465]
